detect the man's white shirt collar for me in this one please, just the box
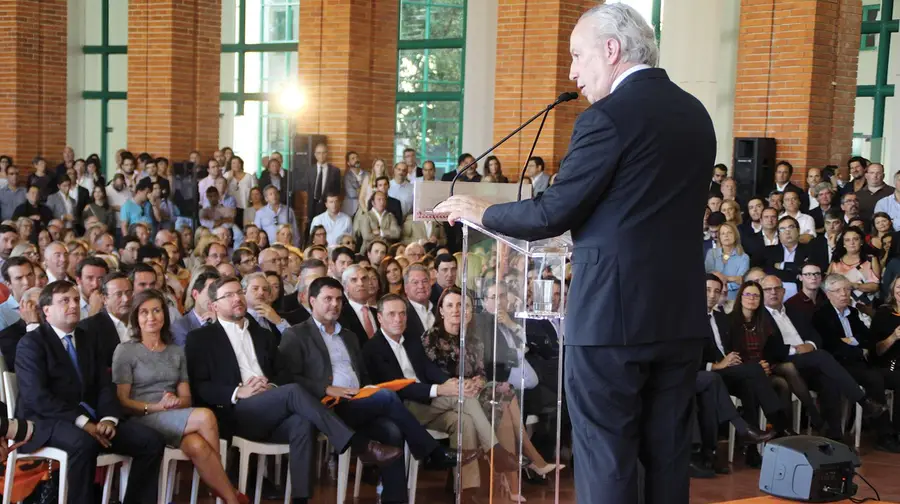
[611,64,652,93]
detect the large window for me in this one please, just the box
[81,0,128,173]
[395,0,467,175]
[854,0,896,163]
[221,0,299,174]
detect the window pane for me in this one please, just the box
[853,96,875,159]
[221,53,238,93]
[84,55,102,92]
[400,1,464,41]
[245,52,262,93]
[245,0,300,44]
[108,55,128,92]
[108,0,128,45]
[399,3,427,41]
[107,100,128,173]
[429,6,464,39]
[398,48,463,93]
[222,0,240,44]
[262,51,297,93]
[84,0,103,46]
[395,100,461,175]
[262,102,292,169]
[82,100,102,164]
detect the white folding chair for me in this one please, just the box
[407,429,450,504]
[158,439,228,504]
[801,390,862,450]
[231,436,291,504]
[727,396,740,463]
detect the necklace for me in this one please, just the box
[144,339,163,352]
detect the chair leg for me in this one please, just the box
[407,458,419,504]
[854,403,862,451]
[274,453,283,487]
[119,459,131,504]
[727,424,735,463]
[337,449,351,504]
[166,460,177,503]
[56,455,68,504]
[353,457,363,498]
[216,441,228,504]
[283,466,292,504]
[3,451,17,504]
[792,398,802,433]
[158,455,171,504]
[316,438,325,480]
[101,463,115,504]
[238,450,251,494]
[255,455,265,504]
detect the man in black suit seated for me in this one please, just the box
[403,264,436,341]
[279,277,468,504]
[772,161,810,212]
[15,281,165,503]
[808,209,844,273]
[185,276,401,504]
[430,254,458,306]
[280,259,327,326]
[702,276,794,437]
[762,215,812,293]
[337,265,379,348]
[363,294,519,497]
[812,273,900,451]
[77,272,133,368]
[0,287,41,370]
[807,182,836,234]
[758,275,887,440]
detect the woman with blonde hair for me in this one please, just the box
[704,222,749,300]
[720,199,743,226]
[358,158,390,210]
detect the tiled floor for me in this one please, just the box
[177,437,900,503]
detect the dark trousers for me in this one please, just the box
[565,339,703,504]
[333,389,440,504]
[231,383,354,498]
[28,419,166,504]
[789,351,864,439]
[694,370,743,451]
[717,362,784,429]
[843,362,900,434]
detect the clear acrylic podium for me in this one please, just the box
[449,217,571,504]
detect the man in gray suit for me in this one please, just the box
[341,151,365,217]
[526,156,549,196]
[45,175,77,229]
[171,270,220,346]
[278,276,470,504]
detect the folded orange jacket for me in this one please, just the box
[321,379,416,407]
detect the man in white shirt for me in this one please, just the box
[759,207,780,246]
[78,271,133,370]
[105,174,132,212]
[403,264,435,339]
[806,168,822,211]
[43,241,69,283]
[388,162,414,219]
[779,191,815,243]
[198,162,222,208]
[308,194,353,247]
[338,265,380,348]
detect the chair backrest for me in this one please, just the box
[3,372,16,418]
[0,358,6,404]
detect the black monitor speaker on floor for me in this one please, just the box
[733,137,776,202]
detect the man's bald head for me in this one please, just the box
[760,275,785,309]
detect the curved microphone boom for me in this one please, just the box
[448,91,579,198]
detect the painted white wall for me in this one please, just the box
[67,0,88,162]
[460,0,497,171]
[659,0,740,167]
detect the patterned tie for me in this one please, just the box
[361,307,375,339]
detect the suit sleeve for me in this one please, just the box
[278,329,328,397]
[482,107,621,240]
[185,330,237,407]
[384,214,401,241]
[14,336,84,422]
[362,341,433,403]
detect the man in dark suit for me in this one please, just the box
[758,275,887,440]
[368,176,404,228]
[297,143,342,224]
[807,209,844,273]
[440,153,482,183]
[185,276,401,504]
[364,294,518,497]
[280,277,467,504]
[436,6,716,501]
[709,164,727,196]
[772,160,810,212]
[403,264,436,341]
[812,274,900,450]
[761,215,812,292]
[15,281,165,503]
[337,265,379,348]
[77,272,133,368]
[172,270,220,346]
[430,254,458,307]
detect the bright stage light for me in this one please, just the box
[278,83,305,114]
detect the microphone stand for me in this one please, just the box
[448,91,579,198]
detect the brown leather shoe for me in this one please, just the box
[488,445,520,473]
[357,440,403,467]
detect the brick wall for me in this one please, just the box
[491,0,598,178]
[127,0,221,162]
[0,0,68,170]
[733,0,861,185]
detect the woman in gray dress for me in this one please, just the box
[112,289,248,504]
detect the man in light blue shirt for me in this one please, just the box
[0,257,36,331]
[874,171,900,231]
[388,162,414,219]
[0,166,27,221]
[254,185,298,246]
[119,178,154,237]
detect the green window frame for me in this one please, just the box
[395,0,467,175]
[81,0,127,171]
[861,4,880,51]
[221,0,299,171]
[856,0,897,162]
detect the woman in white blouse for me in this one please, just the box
[225,156,257,226]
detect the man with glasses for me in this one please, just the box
[185,276,401,504]
[841,192,861,225]
[759,275,886,440]
[203,242,228,268]
[762,215,811,300]
[784,263,826,321]
[812,274,900,452]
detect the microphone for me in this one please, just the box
[448,91,579,198]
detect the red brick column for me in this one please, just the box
[491,0,597,177]
[127,0,221,160]
[296,0,398,169]
[733,0,861,183]
[0,0,68,169]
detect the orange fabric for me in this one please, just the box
[321,379,416,407]
[716,498,887,504]
[0,459,53,501]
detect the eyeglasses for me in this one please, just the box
[742,292,761,299]
[761,287,784,293]
[777,226,797,233]
[213,291,245,302]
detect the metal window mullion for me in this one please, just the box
[652,0,661,43]
[100,0,110,169]
[457,0,466,170]
[872,0,894,139]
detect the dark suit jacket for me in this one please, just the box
[0,319,27,371]
[14,324,121,451]
[171,310,204,347]
[709,180,722,197]
[403,299,436,343]
[279,318,370,398]
[338,301,379,349]
[761,243,812,287]
[807,235,833,273]
[282,306,310,326]
[363,330,449,404]
[474,313,519,382]
[811,303,872,365]
[481,68,717,346]
[258,172,289,205]
[762,306,824,363]
[700,310,731,367]
[298,164,342,218]
[184,319,281,434]
[777,182,810,212]
[77,310,123,369]
[808,205,834,232]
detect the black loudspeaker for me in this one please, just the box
[733,137,777,202]
[290,134,327,192]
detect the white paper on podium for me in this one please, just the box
[412,180,531,222]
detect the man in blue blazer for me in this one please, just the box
[436,5,716,502]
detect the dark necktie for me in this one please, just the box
[314,166,324,201]
[63,334,82,383]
